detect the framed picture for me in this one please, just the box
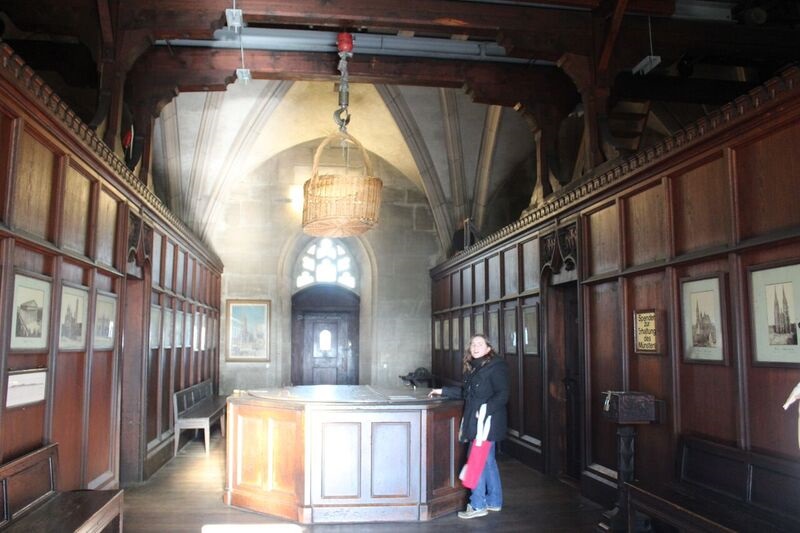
[474,313,484,339]
[226,300,270,362]
[6,369,47,408]
[11,274,52,350]
[59,285,88,350]
[750,262,800,365]
[523,305,539,355]
[93,292,117,350]
[463,315,472,347]
[452,316,460,352]
[443,318,450,350]
[634,309,659,354]
[434,319,441,350]
[681,275,726,363]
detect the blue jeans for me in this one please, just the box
[468,441,502,510]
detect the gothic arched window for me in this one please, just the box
[294,238,358,291]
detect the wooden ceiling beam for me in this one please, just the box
[127,47,579,115]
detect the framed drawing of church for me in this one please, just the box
[10,274,51,350]
[226,300,270,362]
[681,275,726,363]
[750,262,800,365]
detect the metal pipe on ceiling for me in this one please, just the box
[156,27,551,66]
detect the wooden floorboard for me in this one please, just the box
[123,428,604,532]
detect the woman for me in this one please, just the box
[429,334,510,519]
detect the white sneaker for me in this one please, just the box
[458,504,488,519]
[487,505,502,512]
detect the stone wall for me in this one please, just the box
[211,138,442,393]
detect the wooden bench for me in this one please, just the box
[0,443,123,532]
[627,436,800,532]
[173,379,227,455]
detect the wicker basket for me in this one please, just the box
[302,131,383,237]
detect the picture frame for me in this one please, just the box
[522,304,539,356]
[434,319,441,350]
[226,300,270,362]
[681,275,726,363]
[11,274,52,350]
[59,284,88,350]
[463,315,472,347]
[6,369,47,408]
[93,292,117,350]
[750,262,800,365]
[633,309,659,354]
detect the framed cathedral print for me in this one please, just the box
[10,274,51,350]
[93,292,117,350]
[226,300,270,362]
[681,275,726,363]
[59,285,89,350]
[750,262,800,365]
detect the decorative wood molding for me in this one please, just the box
[435,64,800,273]
[0,43,223,271]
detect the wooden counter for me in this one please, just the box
[223,385,467,523]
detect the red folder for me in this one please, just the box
[460,440,492,489]
[459,404,492,489]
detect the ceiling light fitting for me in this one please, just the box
[302,33,383,238]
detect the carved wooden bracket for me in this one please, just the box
[127,212,152,271]
[541,222,578,274]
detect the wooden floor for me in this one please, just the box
[123,429,604,532]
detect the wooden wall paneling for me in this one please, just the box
[186,256,194,301]
[146,299,160,443]
[461,266,472,305]
[0,110,16,223]
[11,129,57,240]
[160,297,174,438]
[504,302,520,437]
[488,254,501,301]
[522,237,540,293]
[584,202,620,277]
[503,245,519,297]
[120,276,147,484]
[450,270,460,309]
[586,281,622,471]
[151,232,162,288]
[474,260,485,303]
[51,350,87,490]
[1,403,46,460]
[735,119,800,240]
[61,164,91,256]
[12,245,47,273]
[627,271,674,485]
[671,154,731,256]
[95,190,119,267]
[176,249,185,296]
[86,350,115,487]
[740,242,800,458]
[164,240,174,292]
[677,259,738,444]
[624,181,667,267]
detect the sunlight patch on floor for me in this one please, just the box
[202,525,306,533]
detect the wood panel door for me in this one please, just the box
[291,285,360,386]
[300,312,357,385]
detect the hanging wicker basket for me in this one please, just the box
[302,131,383,237]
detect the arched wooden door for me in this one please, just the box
[291,285,359,385]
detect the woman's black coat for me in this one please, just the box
[441,356,510,442]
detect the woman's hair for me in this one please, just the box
[462,333,497,374]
